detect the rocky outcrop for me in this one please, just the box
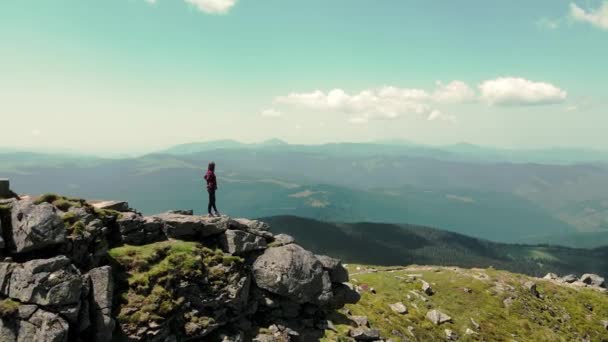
[9,200,66,253]
[580,273,605,288]
[0,194,359,341]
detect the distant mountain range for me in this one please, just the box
[2,140,608,247]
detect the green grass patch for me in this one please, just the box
[0,298,20,317]
[110,240,243,327]
[325,265,608,341]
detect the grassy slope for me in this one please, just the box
[324,265,608,341]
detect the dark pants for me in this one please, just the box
[208,190,218,214]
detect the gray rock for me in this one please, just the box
[330,283,360,308]
[234,218,270,231]
[602,320,608,330]
[316,255,349,283]
[523,281,540,298]
[561,274,577,283]
[6,256,82,307]
[252,244,325,303]
[270,234,295,247]
[92,200,130,212]
[580,274,605,288]
[351,315,369,327]
[0,219,5,249]
[349,327,380,340]
[154,213,228,238]
[0,307,69,342]
[543,273,558,280]
[421,280,434,295]
[220,229,267,255]
[166,209,193,215]
[89,266,113,310]
[10,200,66,253]
[389,302,408,314]
[426,309,452,325]
[315,271,334,306]
[445,329,458,341]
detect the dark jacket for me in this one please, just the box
[204,170,217,191]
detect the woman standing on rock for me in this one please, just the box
[204,162,220,216]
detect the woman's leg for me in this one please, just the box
[207,190,213,215]
[211,191,218,214]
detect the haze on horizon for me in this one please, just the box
[1,0,607,154]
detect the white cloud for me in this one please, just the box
[479,77,567,106]
[184,0,236,14]
[261,108,282,117]
[146,0,237,14]
[570,2,608,30]
[433,81,476,103]
[276,86,434,123]
[31,129,41,136]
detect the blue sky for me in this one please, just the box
[0,0,607,153]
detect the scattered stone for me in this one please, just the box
[561,274,577,283]
[421,280,434,295]
[580,274,605,288]
[602,320,608,330]
[470,317,480,330]
[351,315,369,327]
[445,329,458,341]
[92,200,130,212]
[389,302,408,314]
[523,281,540,298]
[9,200,66,253]
[543,273,558,280]
[349,327,380,341]
[426,310,452,325]
[465,328,477,335]
[463,287,472,294]
[503,296,515,308]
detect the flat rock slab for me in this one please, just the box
[91,200,130,212]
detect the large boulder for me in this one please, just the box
[252,244,325,303]
[426,309,452,325]
[234,218,270,231]
[9,200,66,253]
[4,256,82,309]
[580,274,605,288]
[220,229,267,255]
[316,255,349,283]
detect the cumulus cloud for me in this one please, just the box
[261,108,282,117]
[479,77,567,106]
[433,81,476,103]
[146,0,237,14]
[185,0,236,14]
[570,2,608,30]
[276,87,433,123]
